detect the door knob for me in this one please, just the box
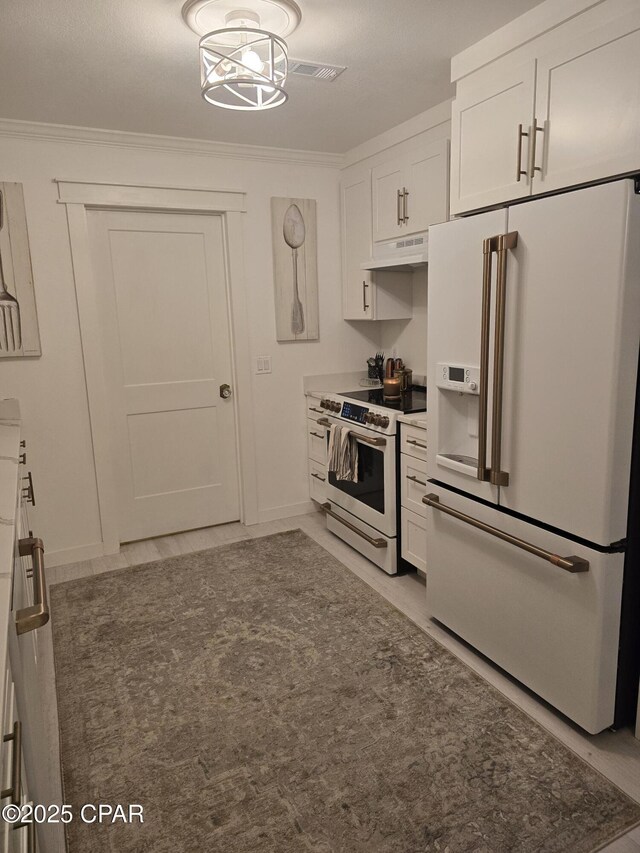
[219,383,232,399]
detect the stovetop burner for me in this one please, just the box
[338,385,427,414]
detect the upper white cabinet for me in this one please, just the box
[450,3,640,214]
[341,171,374,320]
[372,138,449,242]
[341,126,449,321]
[535,9,640,194]
[450,61,536,214]
[341,166,413,321]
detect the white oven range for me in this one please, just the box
[315,388,426,575]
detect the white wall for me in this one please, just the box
[0,123,380,563]
[379,268,428,378]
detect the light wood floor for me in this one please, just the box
[41,510,640,853]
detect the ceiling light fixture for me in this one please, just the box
[182,0,302,112]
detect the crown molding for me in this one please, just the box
[343,99,452,169]
[451,0,603,81]
[0,117,344,169]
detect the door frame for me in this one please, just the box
[57,179,258,553]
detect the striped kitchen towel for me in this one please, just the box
[327,424,359,482]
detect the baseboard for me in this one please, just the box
[255,500,317,524]
[45,542,107,568]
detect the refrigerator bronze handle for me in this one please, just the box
[478,236,498,482]
[397,189,403,226]
[16,537,49,635]
[489,231,518,487]
[422,494,589,573]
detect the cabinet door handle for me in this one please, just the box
[310,472,326,482]
[310,431,325,439]
[362,281,369,312]
[528,117,544,179]
[406,438,427,449]
[402,188,409,223]
[423,493,589,573]
[397,189,403,226]
[516,124,529,182]
[406,474,427,487]
[21,471,35,507]
[16,537,49,635]
[308,406,324,414]
[1,721,22,805]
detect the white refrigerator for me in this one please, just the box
[425,179,640,734]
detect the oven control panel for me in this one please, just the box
[341,402,368,424]
[436,363,480,394]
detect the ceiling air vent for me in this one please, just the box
[289,60,346,82]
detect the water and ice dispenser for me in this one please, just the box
[435,363,482,475]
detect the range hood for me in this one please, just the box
[362,231,428,271]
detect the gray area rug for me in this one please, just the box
[51,529,640,853]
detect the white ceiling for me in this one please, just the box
[0,0,543,153]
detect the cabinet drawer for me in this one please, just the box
[401,454,428,517]
[307,420,328,464]
[401,509,427,573]
[306,399,326,422]
[401,425,427,460]
[309,460,327,503]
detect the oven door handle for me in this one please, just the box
[321,503,388,548]
[317,417,386,447]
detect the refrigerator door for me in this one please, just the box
[500,180,640,544]
[424,484,624,734]
[427,209,507,503]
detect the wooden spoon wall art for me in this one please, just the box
[0,183,41,359]
[271,197,319,342]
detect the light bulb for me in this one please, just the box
[242,49,263,74]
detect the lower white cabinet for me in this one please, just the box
[401,510,427,574]
[0,401,61,853]
[307,419,328,465]
[400,423,428,572]
[306,398,328,505]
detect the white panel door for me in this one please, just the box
[450,60,536,215]
[424,484,624,734]
[88,210,239,542]
[500,181,640,544]
[427,209,507,503]
[535,9,640,194]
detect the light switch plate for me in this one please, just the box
[255,356,272,374]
